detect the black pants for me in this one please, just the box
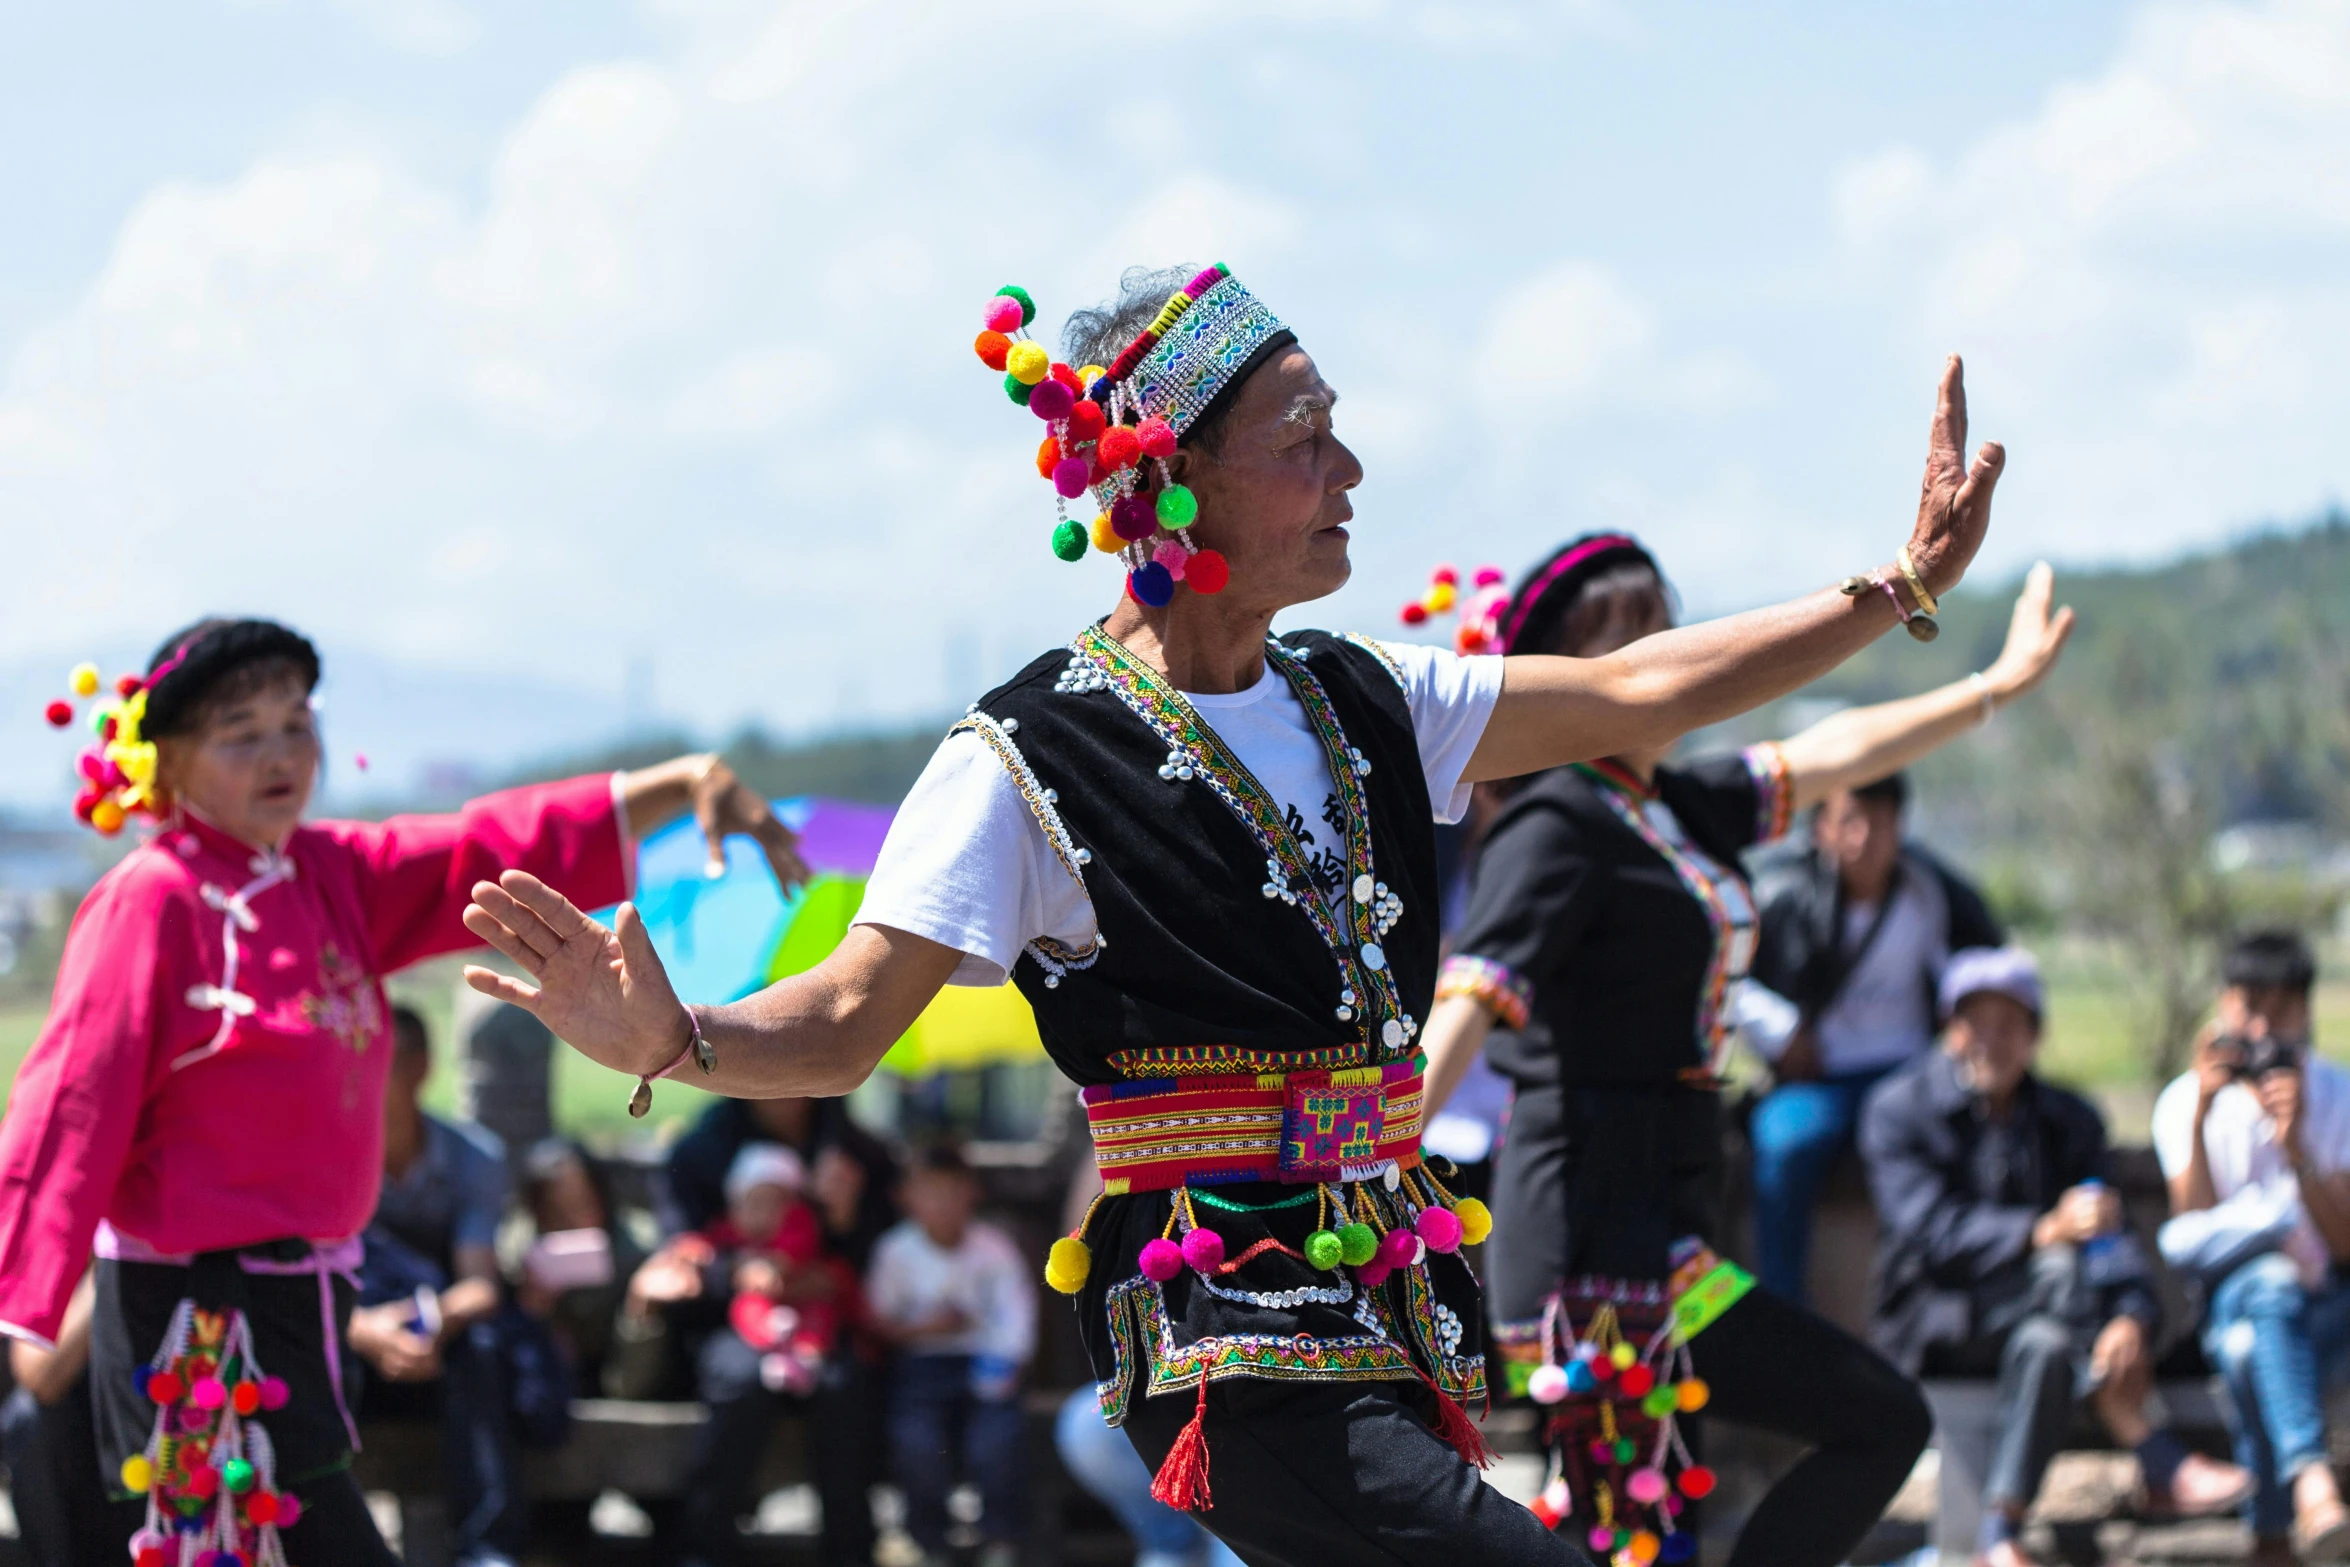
[680,1329,878,1567]
[1687,1285,1934,1567]
[1921,1243,2106,1514]
[2,1378,113,1567]
[357,1316,529,1560]
[1120,1375,1589,1567]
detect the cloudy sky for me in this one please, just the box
[4,0,2347,795]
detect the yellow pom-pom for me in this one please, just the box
[116,742,156,786]
[90,799,127,834]
[1006,342,1050,386]
[70,662,100,698]
[1091,513,1120,554]
[1675,1376,1709,1412]
[1454,1197,1492,1246]
[1045,1236,1092,1295]
[1609,1341,1637,1371]
[120,1454,154,1493]
[1078,364,1107,386]
[1427,581,1457,613]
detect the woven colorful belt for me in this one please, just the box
[1082,1055,1426,1194]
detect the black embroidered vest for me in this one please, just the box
[964,625,1442,1086]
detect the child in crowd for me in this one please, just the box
[867,1143,1035,1567]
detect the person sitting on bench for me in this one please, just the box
[1862,947,2250,1567]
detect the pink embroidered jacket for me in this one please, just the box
[0,775,632,1346]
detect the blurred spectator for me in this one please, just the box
[663,1096,900,1270]
[868,1143,1034,1567]
[1,1270,110,1566]
[351,1006,565,1567]
[1053,1387,1245,1567]
[2155,931,2350,1563]
[614,1142,876,1567]
[1863,949,2248,1567]
[1743,771,2005,1301]
[512,1137,646,1397]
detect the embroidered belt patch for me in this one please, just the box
[1278,1068,1386,1181]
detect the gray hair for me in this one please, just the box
[1061,264,1242,453]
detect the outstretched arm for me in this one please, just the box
[1467,356,2005,782]
[461,870,960,1098]
[1775,561,2074,811]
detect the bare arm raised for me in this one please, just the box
[1466,356,2005,782]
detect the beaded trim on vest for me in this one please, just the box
[948,711,1103,985]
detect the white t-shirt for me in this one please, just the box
[855,639,1504,986]
[864,1218,1037,1362]
[2152,1056,2350,1285]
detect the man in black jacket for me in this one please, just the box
[1741,771,2005,1302]
[1860,948,2248,1567]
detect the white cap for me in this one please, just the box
[725,1141,806,1202]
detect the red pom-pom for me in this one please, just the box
[1049,362,1081,391]
[1618,1363,1655,1397]
[1433,565,1460,585]
[146,1370,183,1404]
[185,1464,220,1499]
[245,1492,279,1526]
[136,1549,166,1567]
[73,788,100,823]
[1400,602,1429,625]
[1096,426,1142,471]
[974,330,1012,371]
[1185,549,1230,595]
[101,716,117,740]
[1036,436,1060,480]
[1138,416,1176,459]
[43,700,73,728]
[1066,400,1105,441]
[1677,1465,1716,1499]
[116,674,144,698]
[232,1380,261,1415]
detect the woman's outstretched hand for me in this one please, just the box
[1982,561,2076,702]
[1906,355,2007,597]
[461,870,688,1077]
[690,760,809,888]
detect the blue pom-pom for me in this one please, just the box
[1564,1360,1597,1394]
[1660,1532,1697,1563]
[1129,562,1175,607]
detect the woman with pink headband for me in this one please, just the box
[0,616,805,1566]
[1418,540,2072,1565]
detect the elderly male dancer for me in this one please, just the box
[462,264,2004,1565]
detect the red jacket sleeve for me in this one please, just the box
[0,863,193,1346]
[312,773,632,974]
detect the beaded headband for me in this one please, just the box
[40,649,183,835]
[969,265,1292,608]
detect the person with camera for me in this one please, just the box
[2154,930,2350,1563]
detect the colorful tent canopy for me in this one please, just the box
[624,798,1044,1077]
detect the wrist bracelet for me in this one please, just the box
[1896,547,1940,616]
[1840,571,1940,643]
[1966,670,1997,726]
[628,1007,715,1118]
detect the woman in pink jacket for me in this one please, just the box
[0,617,803,1567]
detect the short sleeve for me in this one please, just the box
[2150,1074,2199,1179]
[853,728,1095,987]
[1658,743,1792,856]
[1438,795,1605,1026]
[1350,639,1503,824]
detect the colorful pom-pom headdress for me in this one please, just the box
[1400,565,1511,655]
[42,654,178,836]
[972,264,1293,606]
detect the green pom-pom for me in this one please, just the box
[995,285,1036,327]
[1156,483,1198,528]
[1005,372,1033,407]
[1050,519,1088,562]
[1613,1436,1637,1464]
[1337,1222,1379,1267]
[1641,1387,1676,1419]
[221,1457,256,1493]
[1303,1228,1344,1271]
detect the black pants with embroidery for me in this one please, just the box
[1119,1375,1590,1567]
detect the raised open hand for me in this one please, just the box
[461,869,688,1079]
[1906,355,2006,597]
[691,759,810,889]
[1982,561,2077,702]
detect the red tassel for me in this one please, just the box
[1421,1367,1498,1470]
[1150,1375,1213,1511]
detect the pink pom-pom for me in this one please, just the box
[190,1376,227,1410]
[1416,1206,1463,1254]
[1355,1257,1394,1287]
[1137,416,1176,459]
[1527,1363,1571,1404]
[1627,1467,1669,1504]
[1433,565,1459,585]
[1474,566,1506,588]
[1152,540,1189,580]
[275,1493,303,1528]
[1109,495,1156,541]
[1139,1237,1184,1282]
[258,1376,290,1411]
[1377,1227,1419,1269]
[983,296,1024,333]
[1052,457,1092,499]
[1030,379,1076,421]
[1180,1227,1224,1274]
[1590,1527,1616,1552]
